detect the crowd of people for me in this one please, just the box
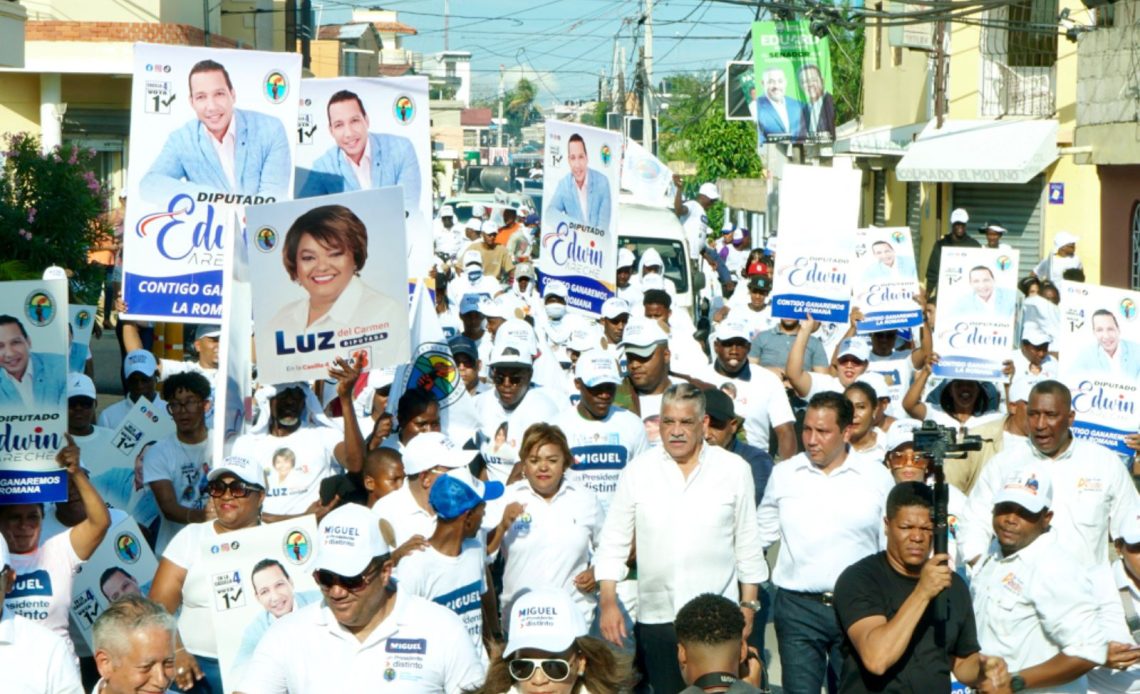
[3,191,1140,694]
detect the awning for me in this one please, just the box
[895,119,1058,184]
[833,121,925,157]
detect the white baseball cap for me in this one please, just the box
[885,419,921,453]
[462,250,483,268]
[504,587,588,658]
[489,342,533,368]
[465,219,483,234]
[574,350,621,388]
[367,367,396,391]
[714,319,752,344]
[950,208,969,225]
[1008,375,1035,404]
[982,222,1007,235]
[1053,231,1078,251]
[67,373,97,400]
[316,504,391,576]
[495,319,538,357]
[837,337,871,363]
[601,297,632,321]
[698,182,720,200]
[402,432,477,476]
[856,371,891,401]
[1118,510,1140,544]
[994,468,1052,514]
[622,319,669,357]
[480,296,513,320]
[617,248,636,270]
[566,328,601,353]
[440,205,455,217]
[207,455,266,488]
[544,280,568,299]
[123,349,157,379]
[42,265,68,281]
[1020,324,1052,347]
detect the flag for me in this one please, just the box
[621,138,673,204]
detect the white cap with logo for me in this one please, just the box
[316,504,391,576]
[207,456,266,488]
[601,297,632,321]
[574,350,622,388]
[994,468,1052,514]
[698,182,720,200]
[68,373,97,400]
[950,208,969,225]
[622,319,669,357]
[123,349,158,379]
[402,432,477,476]
[463,250,483,268]
[504,587,589,658]
[714,318,752,344]
[837,337,871,363]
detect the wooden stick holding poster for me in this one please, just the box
[932,247,1020,381]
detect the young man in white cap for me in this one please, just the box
[621,318,678,445]
[372,432,477,551]
[237,504,484,694]
[448,251,500,306]
[1011,324,1058,381]
[599,296,631,374]
[1033,231,1083,284]
[555,349,649,512]
[980,221,1011,250]
[970,468,1109,693]
[67,373,114,462]
[925,207,979,292]
[120,323,220,382]
[615,247,644,306]
[433,205,463,262]
[395,469,503,658]
[0,535,84,693]
[694,318,796,460]
[673,175,719,260]
[463,219,514,283]
[98,349,166,430]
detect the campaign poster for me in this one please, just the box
[295,77,433,282]
[725,60,756,121]
[932,247,1020,381]
[852,227,923,332]
[0,279,69,503]
[246,188,411,386]
[620,138,673,205]
[91,398,173,520]
[213,229,253,462]
[539,120,621,316]
[1058,282,1140,454]
[69,516,159,652]
[202,518,321,692]
[771,165,860,322]
[751,21,834,144]
[122,44,301,323]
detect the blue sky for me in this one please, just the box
[323,0,762,106]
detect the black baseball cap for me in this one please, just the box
[703,388,736,424]
[448,335,479,362]
[748,276,772,293]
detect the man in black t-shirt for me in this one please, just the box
[834,482,1011,693]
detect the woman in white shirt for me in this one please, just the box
[902,358,1004,432]
[149,456,266,693]
[844,381,887,459]
[491,424,604,627]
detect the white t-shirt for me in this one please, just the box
[239,594,485,694]
[680,200,709,259]
[634,378,680,448]
[98,396,167,430]
[555,406,650,513]
[162,521,224,657]
[474,386,562,484]
[142,433,213,554]
[5,531,82,652]
[231,425,343,515]
[372,483,436,548]
[0,611,83,694]
[498,479,604,624]
[71,426,114,466]
[696,363,795,451]
[393,540,487,654]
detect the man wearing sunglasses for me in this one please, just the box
[237,504,484,693]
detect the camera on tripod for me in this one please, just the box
[911,420,983,461]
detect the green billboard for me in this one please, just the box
[751,21,834,144]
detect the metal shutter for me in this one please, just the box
[873,170,887,226]
[906,182,922,259]
[952,174,1044,277]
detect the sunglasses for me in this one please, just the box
[206,479,263,499]
[887,450,930,470]
[493,372,528,385]
[312,567,379,592]
[508,658,573,682]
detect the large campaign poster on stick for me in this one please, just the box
[1059,282,1140,454]
[0,279,69,503]
[246,188,411,386]
[852,227,923,332]
[771,164,860,322]
[539,121,621,316]
[932,247,1020,381]
[202,518,321,692]
[751,21,834,144]
[89,398,173,522]
[122,43,301,323]
[295,77,433,281]
[69,516,159,652]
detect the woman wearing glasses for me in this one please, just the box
[150,456,267,693]
[470,587,632,694]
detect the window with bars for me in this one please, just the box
[1132,202,1140,290]
[979,1,1058,117]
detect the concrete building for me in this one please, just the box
[839,0,1102,283]
[1073,0,1140,288]
[351,7,418,77]
[311,22,381,78]
[424,50,471,106]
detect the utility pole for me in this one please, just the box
[443,0,450,51]
[617,45,626,116]
[933,19,946,128]
[642,0,654,152]
[497,65,505,148]
[202,0,211,46]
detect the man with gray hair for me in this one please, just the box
[595,382,768,693]
[92,595,177,694]
[0,535,83,693]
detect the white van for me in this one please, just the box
[617,197,705,321]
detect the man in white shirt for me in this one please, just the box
[120,322,219,383]
[693,318,796,460]
[757,391,895,694]
[433,205,464,263]
[91,594,176,694]
[971,468,1107,693]
[960,379,1138,567]
[595,383,767,694]
[237,504,485,694]
[672,176,718,260]
[98,350,166,430]
[621,319,678,446]
[0,535,82,694]
[1010,323,1058,382]
[642,290,708,371]
[598,297,632,371]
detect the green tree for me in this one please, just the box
[0,133,110,303]
[826,23,865,125]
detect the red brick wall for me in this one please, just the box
[26,21,241,48]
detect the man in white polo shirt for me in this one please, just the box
[757,391,894,694]
[621,319,679,446]
[98,350,166,430]
[237,504,484,693]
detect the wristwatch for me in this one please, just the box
[740,600,762,612]
[1010,674,1026,692]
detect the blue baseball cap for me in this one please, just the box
[429,469,504,520]
[448,335,479,361]
[460,293,484,316]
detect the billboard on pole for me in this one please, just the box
[751,21,834,144]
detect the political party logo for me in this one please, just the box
[995,255,1013,272]
[384,667,397,682]
[600,144,612,166]
[255,226,278,252]
[393,95,416,124]
[115,532,142,564]
[406,341,462,407]
[24,290,56,327]
[890,230,906,245]
[282,529,311,565]
[264,70,289,104]
[1121,298,1137,320]
[73,310,92,329]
